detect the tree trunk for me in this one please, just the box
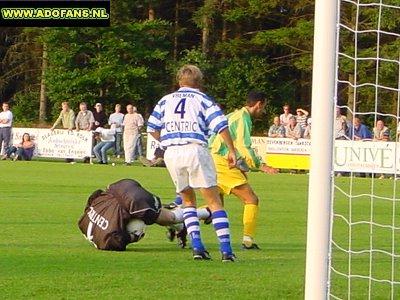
[202,14,210,54]
[221,0,228,42]
[148,4,155,21]
[347,73,355,119]
[39,42,48,124]
[173,0,179,63]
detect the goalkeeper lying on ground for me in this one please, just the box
[209,91,277,250]
[78,179,210,251]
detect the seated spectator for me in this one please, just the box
[93,125,116,164]
[352,117,372,140]
[279,104,293,126]
[2,132,35,161]
[335,107,350,139]
[373,119,390,141]
[139,147,166,167]
[295,108,309,129]
[285,116,302,140]
[303,118,312,139]
[268,116,285,138]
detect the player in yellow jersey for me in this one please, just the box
[209,91,276,249]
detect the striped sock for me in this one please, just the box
[183,207,205,252]
[212,210,233,255]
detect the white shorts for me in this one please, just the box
[164,144,217,192]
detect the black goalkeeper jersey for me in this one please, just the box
[78,179,162,251]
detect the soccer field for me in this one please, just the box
[0,161,308,299]
[2,161,398,299]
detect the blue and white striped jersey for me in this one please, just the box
[147,87,228,147]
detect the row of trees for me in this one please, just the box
[0,1,399,132]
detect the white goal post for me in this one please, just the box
[305,0,338,299]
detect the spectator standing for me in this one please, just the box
[108,104,124,158]
[93,103,107,130]
[373,120,390,142]
[0,102,13,155]
[75,102,95,131]
[51,101,75,130]
[352,117,372,140]
[279,104,293,126]
[295,108,309,129]
[268,116,285,138]
[2,132,34,161]
[123,105,144,165]
[285,116,302,139]
[93,125,116,164]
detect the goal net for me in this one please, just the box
[330,0,400,299]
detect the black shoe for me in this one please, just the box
[176,226,187,249]
[163,202,178,210]
[221,252,236,262]
[203,207,212,225]
[193,249,211,260]
[166,227,176,242]
[241,243,261,250]
[124,162,131,166]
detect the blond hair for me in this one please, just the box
[176,65,203,88]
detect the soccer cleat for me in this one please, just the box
[241,243,261,250]
[193,249,212,260]
[165,227,176,242]
[176,226,187,249]
[162,202,178,210]
[203,207,212,225]
[221,252,236,262]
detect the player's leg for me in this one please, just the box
[231,183,261,250]
[199,187,235,261]
[164,145,210,259]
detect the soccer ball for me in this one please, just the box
[126,219,146,243]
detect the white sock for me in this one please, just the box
[197,207,211,220]
[171,207,184,222]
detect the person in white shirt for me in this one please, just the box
[108,104,124,157]
[93,125,116,164]
[123,105,144,165]
[0,102,13,155]
[147,64,237,262]
[279,104,293,126]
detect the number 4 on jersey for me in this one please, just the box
[174,98,186,119]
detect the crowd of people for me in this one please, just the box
[268,105,394,142]
[0,100,146,165]
[0,91,398,165]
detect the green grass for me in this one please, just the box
[0,161,399,299]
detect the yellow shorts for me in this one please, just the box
[211,153,248,195]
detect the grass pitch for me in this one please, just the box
[1,161,398,299]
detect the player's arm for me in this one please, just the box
[147,100,163,141]
[236,116,261,169]
[218,128,236,167]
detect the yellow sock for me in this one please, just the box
[243,204,258,241]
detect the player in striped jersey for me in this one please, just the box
[147,65,237,262]
[209,91,277,250]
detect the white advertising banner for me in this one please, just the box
[254,137,400,174]
[12,128,92,159]
[145,135,400,174]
